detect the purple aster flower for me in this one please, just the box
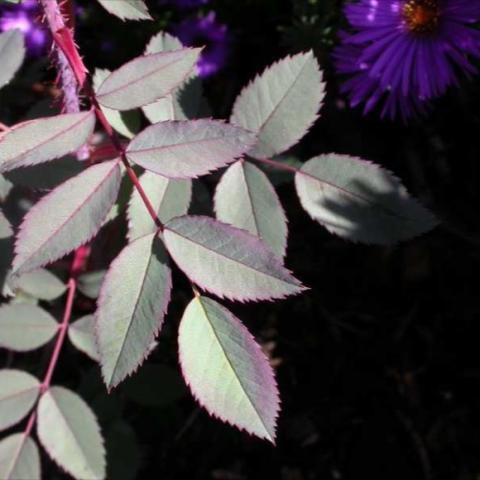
[172,11,230,77]
[0,0,48,56]
[334,0,480,119]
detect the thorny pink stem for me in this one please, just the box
[40,0,294,228]
[39,0,163,230]
[9,2,293,460]
[37,0,90,394]
[91,101,163,229]
[11,0,92,459]
[17,247,84,464]
[14,2,162,450]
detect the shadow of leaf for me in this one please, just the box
[296,155,439,245]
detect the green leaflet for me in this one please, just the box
[164,215,305,302]
[0,111,96,174]
[215,160,288,258]
[96,234,172,389]
[126,120,256,179]
[13,160,122,275]
[0,434,40,480]
[0,369,40,431]
[0,304,58,351]
[77,270,106,299]
[0,30,25,89]
[37,387,106,480]
[93,69,141,139]
[127,171,192,241]
[68,315,100,362]
[13,269,66,301]
[96,0,151,21]
[231,51,325,159]
[0,210,13,294]
[179,296,279,442]
[96,49,201,110]
[142,32,206,123]
[295,154,439,244]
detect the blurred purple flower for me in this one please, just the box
[334,0,480,120]
[173,11,230,77]
[0,0,48,56]
[162,0,209,9]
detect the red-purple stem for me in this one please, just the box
[90,101,163,229]
[254,156,300,175]
[39,0,163,230]
[41,277,76,392]
[19,246,83,456]
[13,0,92,454]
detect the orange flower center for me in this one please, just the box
[403,0,440,33]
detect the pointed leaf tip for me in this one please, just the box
[97,48,201,110]
[179,296,280,442]
[96,234,172,389]
[12,160,121,275]
[295,154,439,245]
[96,0,152,21]
[142,31,208,123]
[126,119,256,179]
[215,160,288,258]
[0,111,95,174]
[231,51,325,159]
[164,215,305,302]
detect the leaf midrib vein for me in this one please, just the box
[1,112,92,169]
[128,134,241,155]
[16,162,119,271]
[167,226,295,287]
[108,240,157,385]
[98,53,190,99]
[196,297,271,438]
[47,392,96,477]
[299,169,412,222]
[0,385,38,405]
[255,55,311,135]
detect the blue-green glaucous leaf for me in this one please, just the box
[295,154,439,244]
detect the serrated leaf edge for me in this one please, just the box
[95,234,173,390]
[97,49,202,109]
[12,159,121,275]
[0,111,95,174]
[164,215,307,303]
[231,51,325,159]
[295,154,439,245]
[37,387,106,480]
[126,119,258,180]
[213,159,289,259]
[178,295,281,442]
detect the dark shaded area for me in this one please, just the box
[1,0,480,479]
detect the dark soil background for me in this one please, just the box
[2,0,480,479]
